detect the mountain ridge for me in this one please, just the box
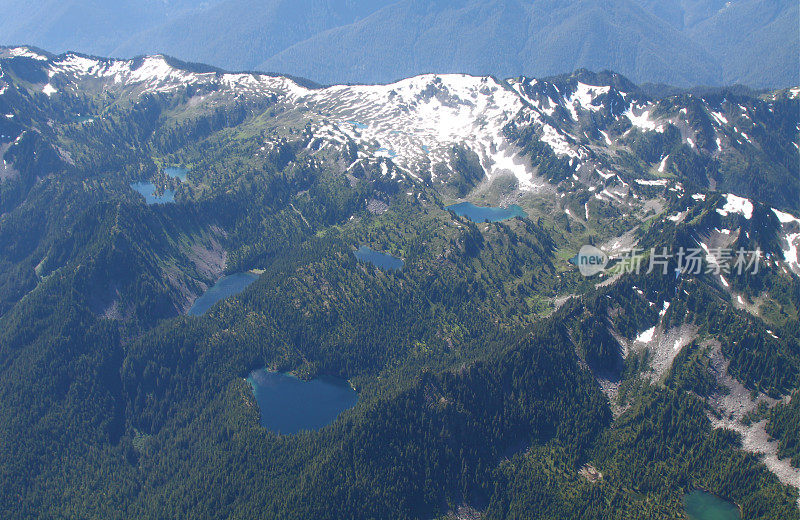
[0,0,797,88]
[2,45,798,212]
[257,0,725,86]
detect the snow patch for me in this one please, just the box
[625,104,664,132]
[772,208,800,224]
[566,83,610,120]
[8,47,48,60]
[636,327,655,344]
[635,179,668,187]
[717,193,753,219]
[709,111,728,125]
[782,233,800,270]
[658,155,669,173]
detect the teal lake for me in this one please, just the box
[683,491,740,520]
[188,273,258,316]
[247,370,358,434]
[446,202,527,222]
[164,166,188,182]
[130,182,175,204]
[354,245,404,270]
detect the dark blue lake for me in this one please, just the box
[130,182,175,205]
[446,202,527,223]
[188,273,258,316]
[354,245,404,270]
[247,370,358,434]
[164,166,188,182]
[683,491,740,520]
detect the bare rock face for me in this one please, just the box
[706,341,800,495]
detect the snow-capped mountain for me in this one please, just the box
[0,47,797,217]
[6,48,797,204]
[2,46,798,182]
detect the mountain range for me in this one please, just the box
[0,0,797,88]
[0,45,799,518]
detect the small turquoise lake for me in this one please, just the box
[446,202,527,222]
[247,370,358,434]
[188,273,258,316]
[130,182,175,205]
[164,166,188,182]
[354,245,404,270]
[683,491,740,520]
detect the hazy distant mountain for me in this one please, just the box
[685,0,800,87]
[639,0,800,87]
[258,0,723,86]
[111,0,398,72]
[0,0,200,55]
[0,0,797,87]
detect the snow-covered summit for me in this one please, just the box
[1,47,797,201]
